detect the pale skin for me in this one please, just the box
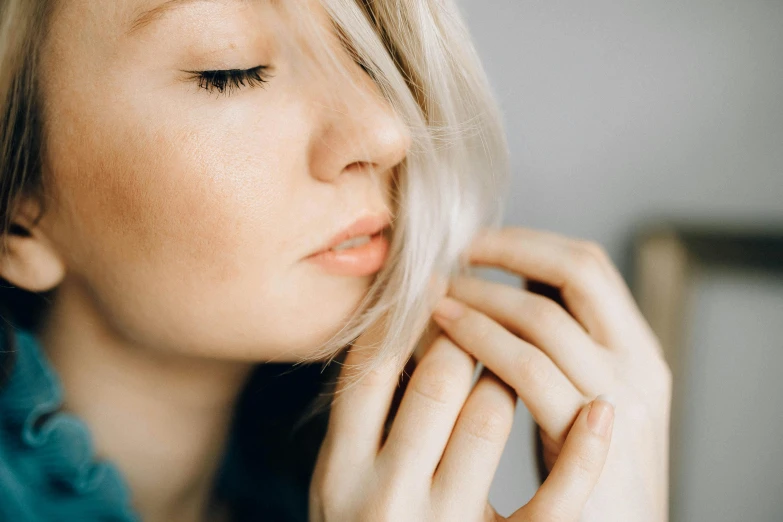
[0,1,670,522]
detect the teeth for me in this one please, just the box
[331,235,372,251]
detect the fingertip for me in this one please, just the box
[586,396,615,438]
[594,393,616,408]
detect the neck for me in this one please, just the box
[38,277,255,522]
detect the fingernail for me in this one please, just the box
[595,393,615,407]
[433,297,465,322]
[587,394,615,437]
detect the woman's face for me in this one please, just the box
[35,0,411,361]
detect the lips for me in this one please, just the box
[307,213,392,258]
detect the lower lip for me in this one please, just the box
[305,232,390,276]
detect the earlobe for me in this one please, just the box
[0,202,65,293]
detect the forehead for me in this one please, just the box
[44,0,307,59]
[126,0,271,35]
[43,0,342,84]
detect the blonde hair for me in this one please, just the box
[0,0,509,391]
[290,0,510,387]
[0,0,49,248]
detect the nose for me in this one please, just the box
[307,60,412,184]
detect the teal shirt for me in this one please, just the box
[0,323,328,521]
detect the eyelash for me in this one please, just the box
[184,65,273,96]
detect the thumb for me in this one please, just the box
[511,395,615,522]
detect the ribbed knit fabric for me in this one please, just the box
[0,325,140,521]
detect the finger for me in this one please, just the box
[509,396,615,522]
[466,227,647,350]
[432,297,584,446]
[432,367,516,516]
[378,335,478,478]
[447,275,613,395]
[326,317,409,466]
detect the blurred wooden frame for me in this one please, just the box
[629,221,783,517]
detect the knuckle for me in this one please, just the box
[528,297,564,330]
[510,350,550,388]
[570,240,607,280]
[579,239,611,264]
[410,356,469,407]
[462,402,512,443]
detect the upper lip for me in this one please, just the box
[307,212,392,257]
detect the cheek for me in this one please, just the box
[44,96,365,359]
[41,48,376,361]
[107,140,256,284]
[53,111,287,287]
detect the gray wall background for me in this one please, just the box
[453,0,783,519]
[678,268,783,521]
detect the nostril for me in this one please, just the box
[345,160,376,174]
[9,223,31,237]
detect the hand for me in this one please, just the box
[309,313,617,521]
[431,227,672,522]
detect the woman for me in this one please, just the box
[0,0,672,520]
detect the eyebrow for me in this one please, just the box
[126,0,267,36]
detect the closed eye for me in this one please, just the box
[184,65,273,96]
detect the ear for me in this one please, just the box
[0,196,65,292]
